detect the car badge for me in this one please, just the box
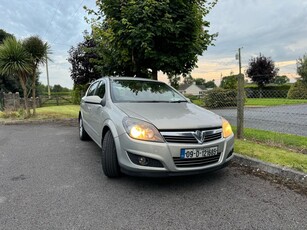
[192,130,206,144]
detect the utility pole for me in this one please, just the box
[45,54,51,99]
[236,48,244,139]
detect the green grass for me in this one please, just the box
[191,99,204,107]
[0,105,79,121]
[233,127,307,173]
[235,140,307,173]
[232,127,307,153]
[245,98,307,106]
[34,105,79,119]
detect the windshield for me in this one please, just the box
[110,79,187,103]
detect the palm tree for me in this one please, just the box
[0,37,32,117]
[23,36,50,116]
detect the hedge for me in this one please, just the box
[204,88,237,108]
[287,80,307,99]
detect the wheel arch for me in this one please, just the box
[101,120,120,147]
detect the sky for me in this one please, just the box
[1,0,307,88]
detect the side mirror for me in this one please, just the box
[84,95,103,105]
[186,98,191,103]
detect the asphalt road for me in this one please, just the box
[0,124,306,230]
[211,104,307,136]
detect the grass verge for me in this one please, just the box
[0,105,79,121]
[233,127,307,173]
[232,127,307,154]
[245,98,307,106]
[235,139,307,173]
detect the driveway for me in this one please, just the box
[0,124,306,229]
[211,104,307,136]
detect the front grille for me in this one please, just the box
[173,153,221,168]
[161,128,222,144]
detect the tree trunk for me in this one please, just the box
[19,75,30,118]
[152,69,158,80]
[32,69,37,116]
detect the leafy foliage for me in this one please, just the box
[204,79,216,88]
[0,29,14,44]
[287,80,307,99]
[85,0,217,80]
[246,54,279,88]
[167,74,181,89]
[273,75,289,85]
[68,36,100,85]
[0,37,32,116]
[23,36,50,115]
[204,88,237,108]
[297,54,307,84]
[194,78,206,85]
[0,30,21,93]
[220,72,237,89]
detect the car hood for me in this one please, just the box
[115,102,222,130]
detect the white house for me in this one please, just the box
[178,83,208,96]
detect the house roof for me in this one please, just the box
[178,84,206,90]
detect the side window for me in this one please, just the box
[87,82,99,96]
[96,81,106,98]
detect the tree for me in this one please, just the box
[167,74,180,89]
[205,79,216,88]
[0,29,14,43]
[195,78,206,85]
[52,84,70,92]
[297,54,307,84]
[246,54,279,88]
[23,36,50,115]
[183,75,195,85]
[0,37,32,117]
[86,0,218,80]
[220,72,237,89]
[68,36,100,85]
[273,75,289,85]
[0,29,21,93]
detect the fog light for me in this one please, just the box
[138,156,149,166]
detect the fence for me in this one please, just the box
[0,92,73,111]
[40,94,73,106]
[203,88,307,137]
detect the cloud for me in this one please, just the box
[1,0,306,88]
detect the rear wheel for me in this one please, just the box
[79,116,90,141]
[101,130,121,178]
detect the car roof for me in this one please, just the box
[108,77,162,83]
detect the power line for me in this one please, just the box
[43,0,62,39]
[51,0,86,44]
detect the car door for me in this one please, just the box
[81,81,100,137]
[91,80,108,143]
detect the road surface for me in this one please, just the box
[0,124,306,229]
[211,104,307,136]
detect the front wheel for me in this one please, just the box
[101,130,121,178]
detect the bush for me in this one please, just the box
[204,88,237,108]
[72,84,89,104]
[184,94,198,100]
[287,80,307,99]
[245,84,291,98]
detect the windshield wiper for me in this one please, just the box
[169,100,187,103]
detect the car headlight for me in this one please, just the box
[222,118,233,138]
[122,117,164,143]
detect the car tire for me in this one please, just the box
[101,130,121,178]
[79,116,90,141]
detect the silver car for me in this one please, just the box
[79,77,234,177]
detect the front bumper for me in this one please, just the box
[114,133,234,177]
